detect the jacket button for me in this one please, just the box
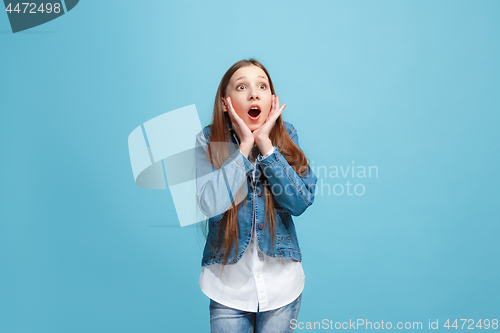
[258,223,264,230]
[257,190,262,197]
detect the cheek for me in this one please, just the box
[264,99,272,113]
[229,96,246,115]
[264,96,272,110]
[260,107,271,120]
[233,102,246,117]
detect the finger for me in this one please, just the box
[227,97,234,112]
[271,103,285,121]
[279,103,286,113]
[226,97,234,116]
[277,103,285,117]
[226,100,239,125]
[227,97,238,119]
[222,98,228,112]
[272,96,280,115]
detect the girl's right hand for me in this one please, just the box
[226,97,254,157]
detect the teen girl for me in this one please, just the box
[195,59,317,332]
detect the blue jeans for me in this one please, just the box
[210,294,302,333]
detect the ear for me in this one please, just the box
[221,97,228,112]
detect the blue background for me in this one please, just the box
[1,0,499,331]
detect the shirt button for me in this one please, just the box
[258,223,264,230]
[257,190,262,197]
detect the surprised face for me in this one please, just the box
[223,65,273,132]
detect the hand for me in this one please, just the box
[253,95,286,153]
[225,97,254,157]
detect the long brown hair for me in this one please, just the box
[206,59,311,265]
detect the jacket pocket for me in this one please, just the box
[274,209,293,254]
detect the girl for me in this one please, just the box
[195,59,317,333]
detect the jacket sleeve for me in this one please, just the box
[195,131,254,219]
[257,125,317,216]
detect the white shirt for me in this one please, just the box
[198,146,305,312]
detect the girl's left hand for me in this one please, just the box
[253,95,286,150]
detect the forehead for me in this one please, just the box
[230,65,268,83]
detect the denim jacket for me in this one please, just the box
[195,121,317,266]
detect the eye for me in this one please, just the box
[259,83,267,89]
[236,84,245,90]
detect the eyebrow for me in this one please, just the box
[234,75,268,82]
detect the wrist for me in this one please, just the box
[254,134,270,145]
[239,141,253,158]
[256,138,272,155]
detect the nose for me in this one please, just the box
[248,86,259,100]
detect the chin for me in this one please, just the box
[247,123,261,132]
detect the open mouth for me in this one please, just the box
[248,106,261,120]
